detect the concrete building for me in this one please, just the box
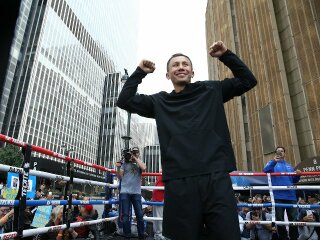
[206,0,320,171]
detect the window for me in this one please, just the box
[259,105,276,154]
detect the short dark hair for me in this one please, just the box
[275,146,286,152]
[166,53,193,72]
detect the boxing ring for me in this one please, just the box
[1,133,320,239]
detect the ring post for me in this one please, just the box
[267,173,276,231]
[67,161,74,229]
[63,161,71,225]
[13,144,32,238]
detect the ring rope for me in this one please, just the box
[0,164,117,188]
[267,173,276,227]
[0,216,118,239]
[1,133,320,238]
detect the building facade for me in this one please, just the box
[143,144,161,184]
[0,0,155,173]
[206,0,320,171]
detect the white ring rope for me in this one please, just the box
[1,163,317,191]
[267,173,276,225]
[233,185,320,190]
[0,216,118,239]
[239,220,320,227]
[0,164,117,188]
[1,161,320,238]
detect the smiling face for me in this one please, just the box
[166,54,194,91]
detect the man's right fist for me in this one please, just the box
[139,60,155,74]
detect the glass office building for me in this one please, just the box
[0,0,162,172]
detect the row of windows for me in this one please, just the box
[50,0,114,73]
[22,61,101,163]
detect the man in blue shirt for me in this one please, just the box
[263,146,301,240]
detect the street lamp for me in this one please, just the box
[120,68,131,150]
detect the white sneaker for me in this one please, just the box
[154,235,166,240]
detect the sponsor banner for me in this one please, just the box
[31,205,52,228]
[6,172,36,199]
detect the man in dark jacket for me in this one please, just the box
[117,41,257,240]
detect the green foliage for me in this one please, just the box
[0,144,24,182]
[0,144,24,167]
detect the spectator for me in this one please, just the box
[263,146,301,240]
[82,196,98,220]
[298,198,307,205]
[297,198,307,215]
[34,189,42,200]
[297,196,320,240]
[116,147,147,240]
[253,194,263,204]
[0,206,14,234]
[39,206,78,239]
[77,191,84,200]
[152,171,165,240]
[0,181,3,196]
[46,191,53,200]
[238,197,250,240]
[245,206,274,240]
[0,205,33,235]
[40,183,46,192]
[74,204,93,239]
[72,194,80,220]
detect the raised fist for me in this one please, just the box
[209,41,227,58]
[139,60,156,74]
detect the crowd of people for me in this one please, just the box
[234,145,319,240]
[0,185,99,240]
[237,193,320,240]
[0,146,164,240]
[1,174,320,240]
[0,145,319,240]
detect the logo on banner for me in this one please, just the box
[6,172,36,199]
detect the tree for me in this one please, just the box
[0,144,23,182]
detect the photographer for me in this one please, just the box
[116,147,147,240]
[263,146,301,239]
[297,196,320,240]
[245,207,273,240]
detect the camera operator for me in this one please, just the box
[116,147,147,240]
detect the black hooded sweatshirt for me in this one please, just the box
[116,50,257,181]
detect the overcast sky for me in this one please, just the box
[136,0,209,95]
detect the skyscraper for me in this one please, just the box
[0,0,147,170]
[206,0,320,171]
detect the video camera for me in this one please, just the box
[122,149,133,162]
[121,147,139,162]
